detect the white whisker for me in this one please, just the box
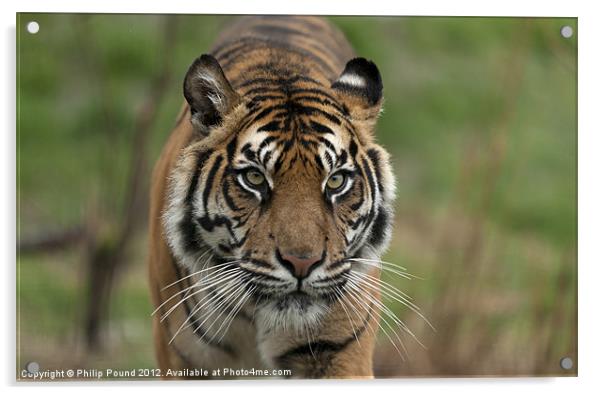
[347,258,417,280]
[214,285,256,344]
[196,277,251,342]
[169,273,247,343]
[343,278,407,360]
[160,269,245,322]
[160,259,242,291]
[349,271,435,331]
[189,278,249,339]
[345,273,426,350]
[350,257,408,271]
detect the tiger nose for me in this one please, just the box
[279,252,323,279]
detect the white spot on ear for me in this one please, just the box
[196,70,218,87]
[195,71,226,110]
[207,92,224,109]
[337,73,366,88]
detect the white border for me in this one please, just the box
[2,0,600,394]
[1,0,584,16]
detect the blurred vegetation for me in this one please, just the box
[17,14,576,378]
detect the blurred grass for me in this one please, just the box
[17,14,576,377]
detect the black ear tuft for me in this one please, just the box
[332,58,383,106]
[183,54,240,134]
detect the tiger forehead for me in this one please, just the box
[221,77,361,173]
[236,75,355,135]
[233,110,356,174]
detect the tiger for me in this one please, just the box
[148,15,396,379]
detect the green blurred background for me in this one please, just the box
[16,14,577,378]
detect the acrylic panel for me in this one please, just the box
[16,13,577,380]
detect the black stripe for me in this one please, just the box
[212,36,258,60]
[361,157,377,220]
[238,266,283,282]
[217,38,269,69]
[222,177,241,211]
[202,155,224,213]
[314,154,325,171]
[243,86,285,97]
[223,40,336,77]
[309,120,334,135]
[348,158,379,251]
[226,136,238,162]
[238,75,321,90]
[316,136,337,154]
[349,214,367,231]
[180,150,212,253]
[237,106,276,132]
[367,207,389,248]
[258,135,278,152]
[248,95,286,108]
[258,120,281,132]
[251,24,310,38]
[291,104,341,125]
[241,143,256,162]
[349,140,358,158]
[275,300,374,375]
[197,213,234,234]
[262,151,273,167]
[366,148,384,192]
[337,150,348,166]
[293,95,347,115]
[288,88,341,108]
[246,106,282,128]
[185,150,211,206]
[349,182,365,211]
[229,229,249,249]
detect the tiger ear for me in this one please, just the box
[183,54,241,135]
[331,58,383,121]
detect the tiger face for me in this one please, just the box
[164,54,395,332]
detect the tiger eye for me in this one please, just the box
[326,173,346,190]
[245,169,265,186]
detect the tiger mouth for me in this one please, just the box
[245,269,349,305]
[204,255,352,314]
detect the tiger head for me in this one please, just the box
[164,54,395,331]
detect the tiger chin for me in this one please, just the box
[148,16,396,379]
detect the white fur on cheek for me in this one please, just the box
[162,154,203,271]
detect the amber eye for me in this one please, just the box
[244,169,266,186]
[326,173,346,191]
